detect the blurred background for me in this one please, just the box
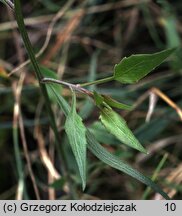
[0,0,181,199]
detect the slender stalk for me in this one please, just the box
[42,78,93,97]
[14,0,74,197]
[79,76,114,87]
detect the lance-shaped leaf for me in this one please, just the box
[114,48,176,84]
[102,95,132,110]
[46,84,169,199]
[100,106,147,153]
[86,130,169,200]
[65,91,87,190]
[93,91,132,110]
[93,91,104,107]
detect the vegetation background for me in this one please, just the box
[0,0,181,199]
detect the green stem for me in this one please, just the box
[14,0,75,198]
[79,76,114,87]
[42,78,93,97]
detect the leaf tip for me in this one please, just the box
[139,146,148,154]
[82,182,86,191]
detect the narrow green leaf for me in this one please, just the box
[102,95,132,110]
[114,48,176,83]
[65,91,87,190]
[89,121,120,145]
[93,91,132,110]
[47,84,169,199]
[86,130,170,200]
[93,91,104,106]
[100,106,147,153]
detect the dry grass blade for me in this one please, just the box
[136,135,182,164]
[1,0,14,10]
[154,163,182,199]
[35,126,69,193]
[9,6,40,199]
[151,87,182,121]
[8,0,75,76]
[35,127,60,180]
[86,0,144,14]
[12,83,40,200]
[42,10,84,64]
[0,14,54,32]
[146,91,158,122]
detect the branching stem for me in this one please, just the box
[42,78,93,97]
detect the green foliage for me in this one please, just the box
[93,91,132,110]
[1,0,180,200]
[65,91,87,190]
[86,130,169,200]
[46,82,169,199]
[40,48,176,198]
[102,95,132,110]
[114,48,175,83]
[99,106,147,153]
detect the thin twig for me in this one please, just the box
[136,135,182,164]
[9,5,40,198]
[9,6,26,200]
[0,14,54,32]
[19,112,41,199]
[12,78,40,199]
[146,91,158,122]
[35,126,69,194]
[151,87,182,121]
[35,127,60,180]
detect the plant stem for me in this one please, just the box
[14,0,75,197]
[79,76,114,87]
[42,78,93,97]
